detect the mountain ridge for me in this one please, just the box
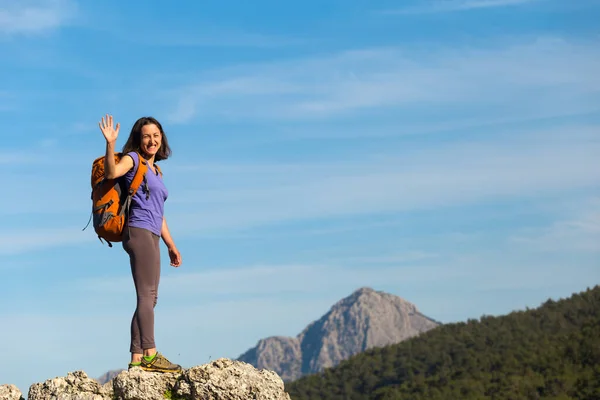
[237,286,440,381]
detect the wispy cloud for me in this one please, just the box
[164,36,600,124]
[326,252,439,265]
[0,0,77,35]
[381,0,541,15]
[126,30,305,48]
[268,105,600,141]
[78,262,473,302]
[0,227,89,255]
[510,198,600,252]
[163,125,600,233]
[0,151,37,165]
[77,254,599,313]
[94,12,305,49]
[1,144,88,166]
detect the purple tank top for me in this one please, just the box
[123,152,168,236]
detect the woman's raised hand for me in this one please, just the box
[99,114,120,144]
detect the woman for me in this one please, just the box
[99,114,182,373]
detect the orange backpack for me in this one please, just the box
[83,152,161,246]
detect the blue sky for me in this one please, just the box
[1,0,599,394]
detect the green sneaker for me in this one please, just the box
[140,352,182,373]
[128,362,142,370]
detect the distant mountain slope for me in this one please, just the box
[96,369,123,385]
[237,287,440,381]
[285,285,600,400]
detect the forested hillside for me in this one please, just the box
[286,286,600,400]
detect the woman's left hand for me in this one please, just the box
[168,246,182,267]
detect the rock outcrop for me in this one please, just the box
[28,370,110,400]
[0,385,23,400]
[5,358,289,400]
[238,287,440,381]
[175,358,290,400]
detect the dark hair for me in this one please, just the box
[121,116,172,162]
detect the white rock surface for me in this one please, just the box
[0,384,23,400]
[175,358,291,400]
[28,370,111,400]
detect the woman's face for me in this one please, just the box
[140,123,162,158]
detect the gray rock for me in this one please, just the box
[28,370,112,400]
[112,367,179,400]
[174,358,290,400]
[0,384,23,400]
[238,287,440,381]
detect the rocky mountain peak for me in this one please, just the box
[238,286,440,381]
[331,286,418,314]
[339,286,379,305]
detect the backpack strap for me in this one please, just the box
[121,152,150,239]
[128,152,148,196]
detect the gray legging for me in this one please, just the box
[122,227,161,354]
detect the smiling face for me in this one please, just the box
[140,123,162,159]
[122,116,172,162]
